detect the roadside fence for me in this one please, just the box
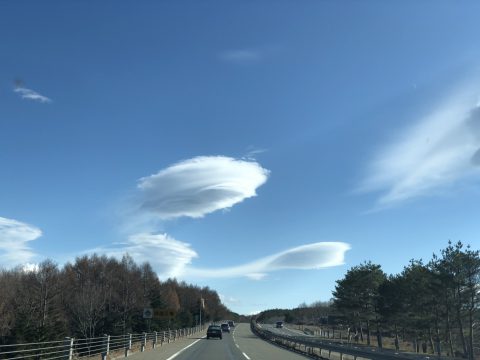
[250,321,464,360]
[0,326,205,360]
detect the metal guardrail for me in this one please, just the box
[0,326,205,360]
[251,321,463,360]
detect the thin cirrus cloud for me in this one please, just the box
[187,242,351,280]
[0,216,42,268]
[136,156,270,220]
[220,49,261,64]
[359,83,480,208]
[14,86,52,103]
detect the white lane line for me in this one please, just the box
[235,344,240,348]
[242,352,251,360]
[165,336,205,360]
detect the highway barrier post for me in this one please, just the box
[63,337,73,360]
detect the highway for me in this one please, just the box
[166,323,309,360]
[260,323,313,337]
[253,323,454,360]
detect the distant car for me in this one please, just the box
[207,325,222,339]
[276,321,284,328]
[221,323,230,332]
[228,320,235,328]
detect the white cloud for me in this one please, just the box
[188,242,350,280]
[219,293,240,305]
[359,85,480,207]
[245,273,267,280]
[243,146,268,161]
[22,263,39,273]
[0,216,42,267]
[14,87,52,103]
[137,156,269,220]
[89,233,198,279]
[220,49,261,64]
[87,238,349,281]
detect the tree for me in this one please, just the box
[333,262,386,346]
[14,260,64,341]
[436,241,480,359]
[63,255,108,338]
[0,269,18,341]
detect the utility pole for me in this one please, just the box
[199,297,205,328]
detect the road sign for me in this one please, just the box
[153,309,177,319]
[143,308,153,319]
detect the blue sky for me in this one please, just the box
[1,1,480,314]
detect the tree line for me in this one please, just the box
[256,241,480,359]
[332,241,480,359]
[256,300,331,325]
[0,254,236,345]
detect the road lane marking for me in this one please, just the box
[242,352,251,360]
[235,344,240,348]
[165,336,205,360]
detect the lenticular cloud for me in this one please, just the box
[188,242,351,279]
[137,156,270,219]
[88,233,198,279]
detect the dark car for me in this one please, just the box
[228,320,235,328]
[276,321,284,328]
[221,323,230,332]
[207,325,222,339]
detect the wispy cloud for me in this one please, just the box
[14,86,52,103]
[359,84,480,208]
[136,156,269,220]
[243,146,268,161]
[188,242,350,280]
[0,216,42,267]
[220,49,261,64]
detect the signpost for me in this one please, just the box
[143,308,153,319]
[143,308,153,332]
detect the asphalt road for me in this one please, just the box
[169,323,310,360]
[260,323,311,338]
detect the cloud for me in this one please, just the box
[188,242,350,280]
[243,146,268,161]
[220,49,261,64]
[136,156,269,220]
[219,293,240,306]
[88,233,198,279]
[22,263,39,273]
[14,87,52,103]
[359,85,480,207]
[245,273,267,280]
[87,238,349,281]
[0,216,42,267]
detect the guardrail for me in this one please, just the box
[0,326,205,360]
[250,321,463,360]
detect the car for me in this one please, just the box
[221,323,230,332]
[228,320,235,328]
[206,325,222,339]
[276,321,284,328]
